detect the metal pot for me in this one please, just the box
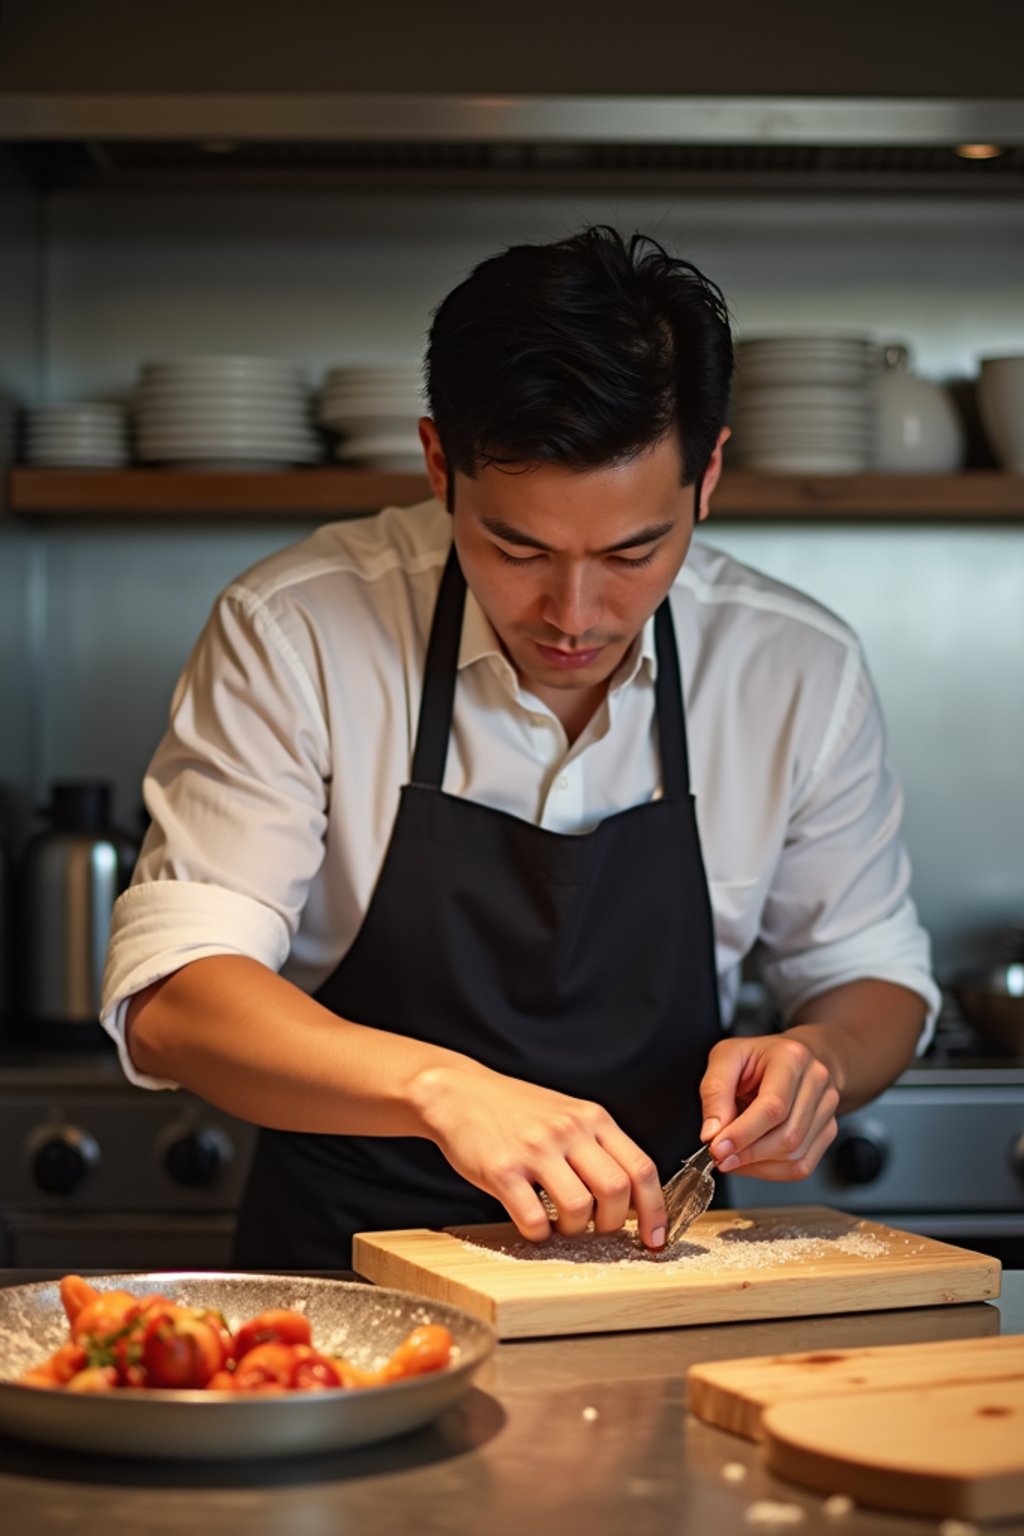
[951,964,1024,1057]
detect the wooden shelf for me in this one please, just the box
[7,467,1024,521]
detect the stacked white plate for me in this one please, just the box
[318,364,425,471]
[731,334,880,473]
[23,403,130,467]
[135,357,319,469]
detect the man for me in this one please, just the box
[102,226,938,1267]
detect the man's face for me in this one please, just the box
[419,420,727,700]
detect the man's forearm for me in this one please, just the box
[785,978,927,1115]
[126,954,487,1136]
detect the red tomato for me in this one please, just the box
[207,1370,238,1392]
[231,1341,301,1391]
[141,1312,225,1389]
[71,1291,141,1342]
[291,1352,342,1391]
[49,1342,88,1384]
[232,1309,311,1361]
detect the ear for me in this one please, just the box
[418,418,450,508]
[697,426,732,522]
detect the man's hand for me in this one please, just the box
[697,1032,841,1181]
[697,979,926,1181]
[409,1064,668,1249]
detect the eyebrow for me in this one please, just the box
[479,516,676,555]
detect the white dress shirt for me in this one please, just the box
[101,497,939,1090]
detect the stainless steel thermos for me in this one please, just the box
[24,782,138,1043]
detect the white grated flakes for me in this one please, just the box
[744,1501,806,1527]
[581,1405,600,1421]
[457,1218,887,1273]
[822,1494,854,1518]
[722,1462,749,1482]
[939,1523,979,1536]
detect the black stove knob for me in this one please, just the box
[833,1131,887,1186]
[164,1128,229,1187]
[32,1129,100,1195]
[1012,1132,1024,1188]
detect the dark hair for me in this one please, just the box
[425,225,733,508]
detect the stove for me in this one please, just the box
[0,996,1021,1271]
[0,1047,257,1268]
[739,1000,1024,1267]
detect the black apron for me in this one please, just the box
[234,544,723,1268]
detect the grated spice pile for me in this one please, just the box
[457,1218,889,1273]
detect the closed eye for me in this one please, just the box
[612,549,658,568]
[496,546,660,569]
[495,548,543,567]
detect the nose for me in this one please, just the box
[540,561,602,640]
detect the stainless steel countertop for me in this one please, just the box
[0,1269,1021,1536]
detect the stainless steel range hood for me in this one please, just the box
[3,94,1024,192]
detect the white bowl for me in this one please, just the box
[137,382,309,406]
[28,404,126,421]
[739,357,878,384]
[138,432,318,454]
[26,450,129,467]
[27,425,128,440]
[737,333,876,351]
[977,356,1024,471]
[735,426,874,447]
[735,448,871,472]
[138,407,312,430]
[141,356,304,377]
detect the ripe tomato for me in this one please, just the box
[141,1312,225,1389]
[232,1309,311,1361]
[49,1342,88,1384]
[291,1351,342,1391]
[231,1341,301,1391]
[207,1370,238,1392]
[71,1290,141,1342]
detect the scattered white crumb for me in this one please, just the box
[744,1501,806,1527]
[581,1405,599,1421]
[822,1494,854,1518]
[722,1462,748,1482]
[456,1216,888,1272]
[939,1523,979,1536]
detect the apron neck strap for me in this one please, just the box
[411,545,465,786]
[412,540,694,798]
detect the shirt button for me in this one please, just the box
[531,714,546,727]
[557,774,570,791]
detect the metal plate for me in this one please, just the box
[0,1273,496,1460]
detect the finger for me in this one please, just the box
[724,1064,837,1172]
[698,1041,750,1142]
[565,1144,633,1235]
[709,1043,808,1165]
[727,1117,839,1184]
[487,1168,555,1242]
[533,1165,598,1238]
[595,1127,665,1249]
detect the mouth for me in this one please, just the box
[533,640,606,670]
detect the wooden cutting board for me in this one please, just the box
[352,1205,1000,1339]
[762,1377,1024,1522]
[688,1333,1024,1440]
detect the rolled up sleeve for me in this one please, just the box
[756,648,941,1050]
[100,582,331,1088]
